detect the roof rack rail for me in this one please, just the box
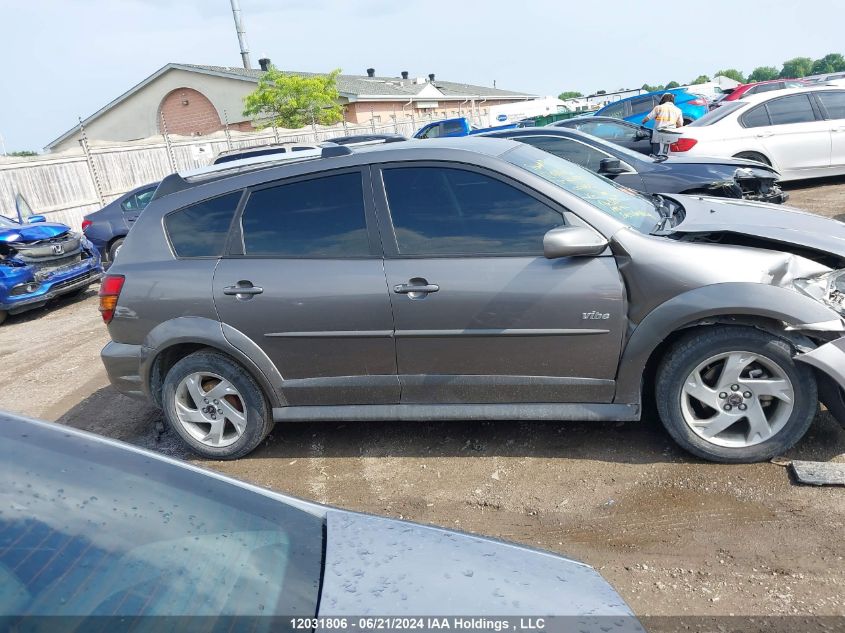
[320,142,354,158]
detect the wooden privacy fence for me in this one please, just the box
[0,116,433,230]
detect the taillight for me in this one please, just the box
[670,138,698,152]
[689,98,707,106]
[98,274,125,324]
[81,219,92,231]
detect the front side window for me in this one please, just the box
[165,191,241,257]
[765,94,817,125]
[382,166,563,256]
[419,124,440,139]
[818,91,845,120]
[504,143,660,234]
[240,172,370,257]
[515,136,613,172]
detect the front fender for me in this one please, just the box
[614,282,845,404]
[140,316,286,407]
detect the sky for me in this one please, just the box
[1,0,844,152]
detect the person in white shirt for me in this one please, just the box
[643,93,684,160]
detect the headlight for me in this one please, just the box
[794,269,845,313]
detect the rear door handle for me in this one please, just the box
[754,131,773,138]
[223,282,264,297]
[394,283,439,294]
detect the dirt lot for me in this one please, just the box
[1,178,844,619]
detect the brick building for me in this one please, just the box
[45,62,535,151]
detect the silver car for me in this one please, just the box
[100,138,845,462]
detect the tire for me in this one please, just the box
[161,350,273,459]
[733,151,771,166]
[0,310,6,326]
[108,237,125,263]
[656,326,817,463]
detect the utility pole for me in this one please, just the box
[229,0,252,69]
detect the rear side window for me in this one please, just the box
[383,166,563,256]
[741,105,772,128]
[600,101,626,118]
[516,136,610,172]
[441,120,465,135]
[240,172,370,257]
[765,94,816,125]
[165,191,241,257]
[818,91,845,119]
[629,96,656,116]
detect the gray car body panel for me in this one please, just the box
[102,137,845,426]
[318,510,635,617]
[2,412,637,622]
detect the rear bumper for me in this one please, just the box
[101,341,146,400]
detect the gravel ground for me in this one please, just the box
[0,177,843,619]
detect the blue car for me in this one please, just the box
[82,182,158,263]
[593,88,708,127]
[0,213,102,325]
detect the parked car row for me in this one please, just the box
[670,85,845,181]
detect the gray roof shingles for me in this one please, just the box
[178,63,534,99]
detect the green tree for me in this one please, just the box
[690,75,710,85]
[811,53,845,75]
[8,150,38,157]
[714,69,745,83]
[779,57,813,78]
[748,66,779,82]
[558,91,583,99]
[665,80,680,89]
[641,83,664,92]
[243,66,343,129]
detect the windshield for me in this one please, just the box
[0,215,19,228]
[503,143,661,233]
[687,101,745,126]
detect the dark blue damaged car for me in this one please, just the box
[0,412,641,631]
[0,214,102,325]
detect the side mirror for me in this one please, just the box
[635,129,650,140]
[598,157,629,176]
[543,226,608,259]
[27,215,46,224]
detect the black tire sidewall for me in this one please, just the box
[108,238,125,262]
[656,327,817,463]
[161,350,272,459]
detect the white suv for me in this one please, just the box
[669,86,845,181]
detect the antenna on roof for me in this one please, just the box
[229,0,252,69]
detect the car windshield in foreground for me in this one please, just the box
[0,418,324,618]
[0,215,18,228]
[687,101,745,126]
[503,143,662,233]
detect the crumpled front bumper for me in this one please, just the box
[0,251,103,314]
[796,336,845,428]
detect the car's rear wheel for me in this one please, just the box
[656,326,817,463]
[733,151,771,166]
[161,350,273,459]
[108,237,125,262]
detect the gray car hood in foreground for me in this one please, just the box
[318,511,636,620]
[668,195,845,257]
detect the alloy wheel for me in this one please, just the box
[173,371,247,448]
[680,351,794,448]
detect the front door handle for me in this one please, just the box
[223,281,264,297]
[394,284,439,294]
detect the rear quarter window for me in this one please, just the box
[164,191,242,257]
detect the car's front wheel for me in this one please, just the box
[161,350,273,459]
[656,326,817,463]
[0,310,6,326]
